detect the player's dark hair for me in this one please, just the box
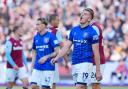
[13,26,20,33]
[37,17,47,25]
[48,13,58,23]
[83,8,94,20]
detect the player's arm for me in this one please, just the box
[30,49,36,73]
[92,43,101,77]
[51,40,72,64]
[5,41,18,69]
[22,51,27,66]
[38,34,60,64]
[92,43,101,81]
[52,28,74,63]
[92,24,101,71]
[91,28,102,81]
[56,31,70,68]
[38,46,60,64]
[22,50,28,72]
[30,37,36,73]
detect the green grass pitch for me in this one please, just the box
[0,86,128,89]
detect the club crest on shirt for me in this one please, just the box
[44,38,49,43]
[36,40,38,43]
[83,32,88,38]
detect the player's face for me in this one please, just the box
[53,16,59,28]
[80,10,92,24]
[16,27,23,37]
[36,20,46,33]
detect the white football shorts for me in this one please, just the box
[6,66,28,82]
[53,63,59,83]
[72,62,93,85]
[30,69,54,88]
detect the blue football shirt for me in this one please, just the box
[32,31,59,70]
[69,25,99,65]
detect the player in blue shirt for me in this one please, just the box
[48,13,70,89]
[30,18,59,89]
[52,8,102,89]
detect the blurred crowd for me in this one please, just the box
[0,0,128,66]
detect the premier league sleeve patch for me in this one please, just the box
[93,35,99,40]
[53,40,59,45]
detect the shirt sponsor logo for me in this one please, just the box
[73,39,87,43]
[13,46,23,50]
[36,45,49,51]
[36,45,49,49]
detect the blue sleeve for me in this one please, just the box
[68,29,73,42]
[32,37,36,49]
[5,41,16,67]
[50,34,59,48]
[22,51,27,66]
[90,28,99,44]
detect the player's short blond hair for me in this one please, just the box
[83,8,94,20]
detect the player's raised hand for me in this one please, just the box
[38,56,48,64]
[13,65,19,70]
[96,70,102,81]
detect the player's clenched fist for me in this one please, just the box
[96,70,102,81]
[13,65,19,70]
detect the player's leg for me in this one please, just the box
[31,83,39,89]
[76,83,87,89]
[21,77,29,89]
[41,71,54,89]
[18,67,29,89]
[92,83,101,89]
[30,69,41,89]
[91,69,101,89]
[6,68,17,89]
[72,62,93,89]
[6,82,15,89]
[75,72,88,89]
[52,83,56,89]
[52,63,59,89]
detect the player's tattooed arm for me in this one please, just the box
[51,40,72,64]
[38,46,60,64]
